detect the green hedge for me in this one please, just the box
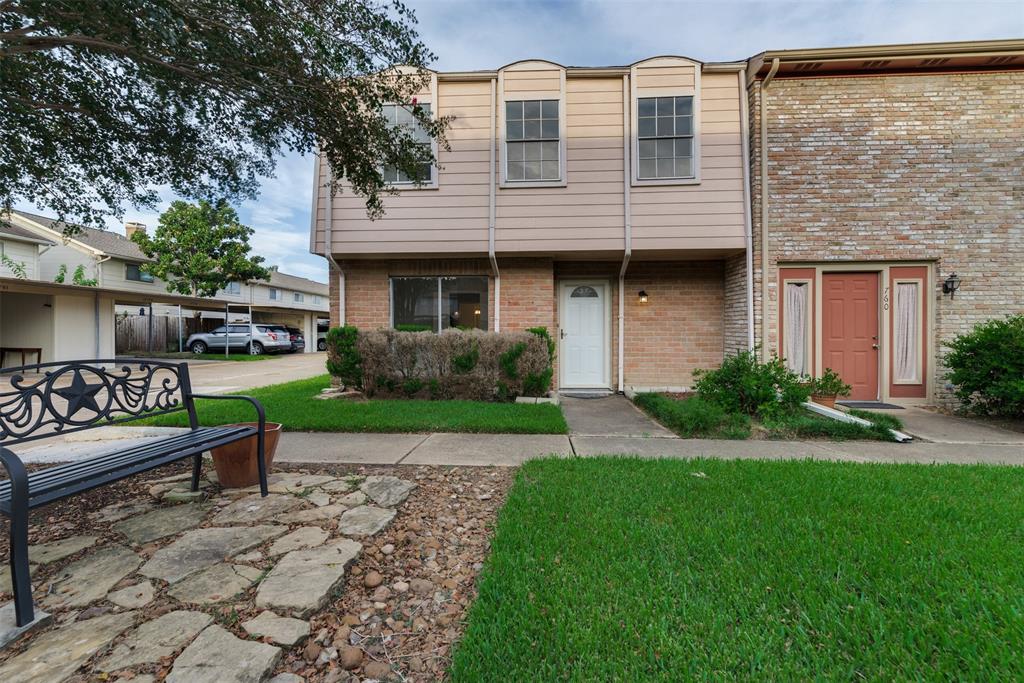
[946,315,1024,417]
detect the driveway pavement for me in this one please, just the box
[560,395,675,437]
[866,406,1024,445]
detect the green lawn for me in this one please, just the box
[634,392,902,441]
[142,374,568,433]
[451,457,1024,681]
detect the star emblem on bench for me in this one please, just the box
[54,370,105,418]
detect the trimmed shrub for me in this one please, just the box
[945,315,1024,417]
[354,328,553,401]
[325,325,361,388]
[694,349,810,419]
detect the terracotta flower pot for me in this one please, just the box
[210,422,282,489]
[812,394,837,409]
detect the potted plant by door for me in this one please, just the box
[810,369,852,409]
[209,422,283,488]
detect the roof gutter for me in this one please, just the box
[759,57,779,361]
[488,77,500,332]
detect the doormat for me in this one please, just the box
[837,401,904,410]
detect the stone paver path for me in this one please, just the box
[140,525,285,583]
[165,624,281,683]
[99,609,212,670]
[113,503,206,543]
[0,611,136,683]
[0,464,418,682]
[256,539,362,617]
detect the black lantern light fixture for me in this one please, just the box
[638,290,649,304]
[942,272,961,299]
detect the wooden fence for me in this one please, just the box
[115,314,213,353]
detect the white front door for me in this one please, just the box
[560,282,608,388]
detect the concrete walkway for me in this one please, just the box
[866,406,1024,445]
[560,395,674,437]
[16,427,1024,469]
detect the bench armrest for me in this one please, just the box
[189,394,266,431]
[0,446,29,509]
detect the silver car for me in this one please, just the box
[186,324,291,355]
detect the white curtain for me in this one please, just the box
[894,282,919,382]
[784,282,808,375]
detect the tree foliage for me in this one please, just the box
[133,199,269,297]
[1,0,448,232]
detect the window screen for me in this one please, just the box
[637,96,694,179]
[506,100,560,181]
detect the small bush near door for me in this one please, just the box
[326,326,554,401]
[946,315,1024,417]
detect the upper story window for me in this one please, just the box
[313,295,322,304]
[381,103,432,184]
[505,100,560,181]
[223,281,241,295]
[269,287,279,301]
[637,96,694,180]
[125,263,154,283]
[293,292,304,303]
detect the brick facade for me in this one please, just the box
[750,70,1024,402]
[330,257,727,391]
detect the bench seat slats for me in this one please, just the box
[0,425,256,513]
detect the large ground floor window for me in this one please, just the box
[391,276,488,332]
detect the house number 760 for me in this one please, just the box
[883,287,890,311]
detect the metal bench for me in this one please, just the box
[0,359,268,628]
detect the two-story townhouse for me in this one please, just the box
[314,57,752,392]
[0,210,329,363]
[746,39,1024,405]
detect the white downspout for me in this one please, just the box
[488,77,500,331]
[618,75,632,393]
[739,68,755,351]
[759,58,780,361]
[320,155,345,327]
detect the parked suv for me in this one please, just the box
[263,324,305,353]
[185,325,291,355]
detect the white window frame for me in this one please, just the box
[892,278,924,385]
[269,287,279,301]
[382,72,439,191]
[223,281,241,295]
[313,295,322,304]
[630,61,701,186]
[293,292,305,303]
[498,67,567,189]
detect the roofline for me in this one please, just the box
[753,38,1024,62]
[0,230,54,246]
[5,211,104,257]
[747,38,1024,82]
[439,60,742,81]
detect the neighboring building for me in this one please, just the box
[747,39,1024,404]
[313,40,1024,402]
[0,210,328,364]
[313,57,751,392]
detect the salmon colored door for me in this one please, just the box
[822,273,879,401]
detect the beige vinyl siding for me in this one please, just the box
[323,77,490,255]
[495,75,624,252]
[0,240,39,279]
[37,240,95,283]
[630,69,746,251]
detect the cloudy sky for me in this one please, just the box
[19,0,1023,283]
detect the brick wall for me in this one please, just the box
[722,253,749,357]
[621,261,725,388]
[750,70,1024,401]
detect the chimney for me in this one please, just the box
[125,222,147,240]
[269,265,279,272]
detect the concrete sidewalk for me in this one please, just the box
[16,428,1024,468]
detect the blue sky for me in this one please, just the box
[18,0,1023,283]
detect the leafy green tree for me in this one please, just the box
[132,199,269,297]
[1,0,447,232]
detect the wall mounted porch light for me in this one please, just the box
[942,272,961,299]
[638,290,649,304]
